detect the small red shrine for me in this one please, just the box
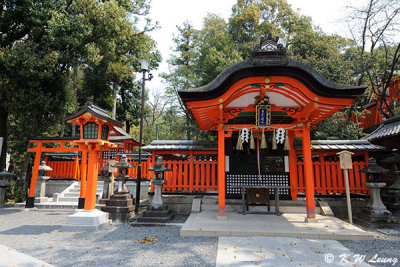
[178,34,367,220]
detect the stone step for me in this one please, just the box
[64,193,80,198]
[69,188,81,193]
[59,197,79,203]
[137,213,175,223]
[142,209,172,217]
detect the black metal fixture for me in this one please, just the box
[136,59,152,213]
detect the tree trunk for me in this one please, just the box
[112,83,118,119]
[0,108,8,170]
[126,120,131,135]
[186,116,191,140]
[60,112,66,137]
[20,151,31,189]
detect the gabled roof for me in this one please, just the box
[109,126,140,145]
[142,140,218,151]
[310,140,385,151]
[364,115,400,142]
[65,101,123,127]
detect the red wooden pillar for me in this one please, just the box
[302,123,316,220]
[26,142,43,207]
[217,126,226,218]
[189,152,194,193]
[84,149,99,210]
[73,154,80,180]
[288,131,298,201]
[79,151,88,205]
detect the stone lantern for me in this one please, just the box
[380,149,400,211]
[99,160,117,200]
[35,161,53,203]
[137,156,174,223]
[112,154,134,194]
[147,156,170,209]
[101,154,135,223]
[358,157,392,224]
[381,149,400,189]
[0,169,14,207]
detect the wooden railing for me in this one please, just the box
[44,154,369,196]
[296,160,369,195]
[158,159,218,192]
[47,160,80,180]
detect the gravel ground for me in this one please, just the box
[339,227,400,267]
[0,208,217,267]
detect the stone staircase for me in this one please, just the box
[57,181,104,203]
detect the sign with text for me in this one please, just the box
[256,105,271,126]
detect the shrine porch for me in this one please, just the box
[180,210,373,240]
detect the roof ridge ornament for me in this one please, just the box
[251,33,287,65]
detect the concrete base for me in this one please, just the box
[62,209,110,231]
[24,207,38,211]
[304,217,319,223]
[34,197,49,203]
[217,215,227,221]
[181,211,373,240]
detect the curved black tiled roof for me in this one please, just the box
[178,58,366,102]
[364,115,400,142]
[65,101,123,127]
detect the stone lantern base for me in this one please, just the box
[355,182,393,225]
[382,186,400,212]
[137,180,174,223]
[101,192,135,223]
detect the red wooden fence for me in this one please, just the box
[295,160,369,195]
[45,155,368,196]
[157,159,217,192]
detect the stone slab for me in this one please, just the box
[318,200,334,216]
[0,243,55,267]
[191,198,202,213]
[62,209,110,231]
[216,236,370,267]
[181,211,373,240]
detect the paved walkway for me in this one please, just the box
[181,211,373,240]
[216,236,370,267]
[0,243,55,267]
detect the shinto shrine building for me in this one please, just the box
[177,34,367,220]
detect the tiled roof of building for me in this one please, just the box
[364,115,400,142]
[310,140,384,151]
[142,140,218,151]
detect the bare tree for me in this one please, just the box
[346,0,400,119]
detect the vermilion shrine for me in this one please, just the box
[26,35,385,224]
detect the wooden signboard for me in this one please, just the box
[256,104,271,126]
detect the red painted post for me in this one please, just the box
[80,151,87,199]
[84,149,99,210]
[302,124,316,220]
[189,152,194,193]
[217,127,226,218]
[288,131,298,200]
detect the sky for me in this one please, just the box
[144,0,356,93]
